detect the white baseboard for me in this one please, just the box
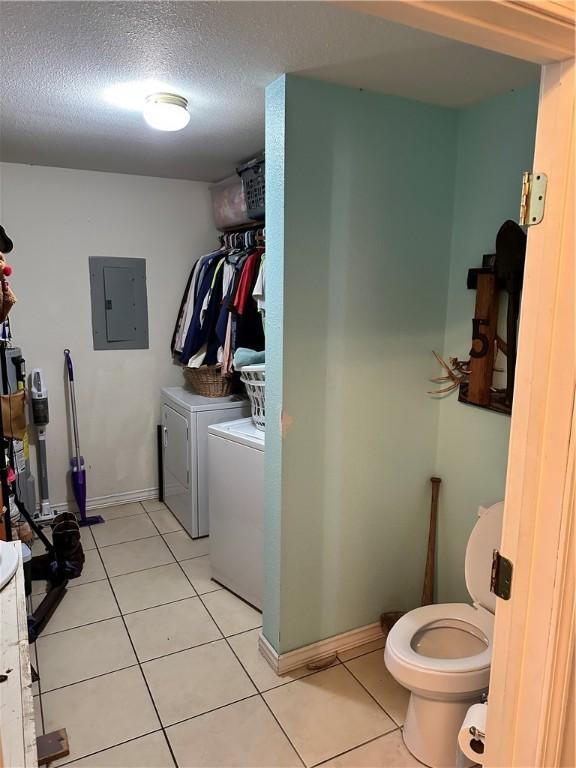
[50,487,160,515]
[259,621,385,674]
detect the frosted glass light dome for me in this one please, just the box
[143,93,190,131]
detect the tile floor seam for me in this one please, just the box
[51,728,165,768]
[340,662,404,728]
[100,556,178,581]
[33,545,109,595]
[160,730,179,768]
[172,557,260,639]
[115,590,207,616]
[177,553,220,565]
[35,515,261,765]
[336,643,386,664]
[99,555,182,768]
[224,624,271,641]
[98,510,147,520]
[96,532,160,549]
[255,661,400,768]
[88,524,182,766]
[248,664,336,694]
[130,632,228,665]
[310,727,402,768]
[143,509,161,535]
[169,556,307,764]
[66,575,107,589]
[38,513,408,768]
[119,591,208,619]
[33,610,123,639]
[34,694,45,737]
[224,637,308,768]
[37,661,140,695]
[257,692,308,767]
[161,692,262,731]
[260,661,399,768]
[33,641,41,696]
[144,508,181,537]
[161,535,211,562]
[179,562,308,768]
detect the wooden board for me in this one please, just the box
[0,542,37,768]
[467,272,499,407]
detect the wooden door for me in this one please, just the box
[484,56,575,768]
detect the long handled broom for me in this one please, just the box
[64,349,103,527]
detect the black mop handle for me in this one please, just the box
[64,349,82,465]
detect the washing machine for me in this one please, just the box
[161,387,249,538]
[208,418,264,609]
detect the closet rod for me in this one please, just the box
[220,221,264,233]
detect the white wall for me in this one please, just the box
[0,162,216,508]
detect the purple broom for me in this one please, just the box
[64,349,104,527]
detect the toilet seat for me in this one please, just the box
[383,502,503,766]
[385,603,493,696]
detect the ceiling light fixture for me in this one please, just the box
[143,92,190,132]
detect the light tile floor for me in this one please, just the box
[31,501,421,767]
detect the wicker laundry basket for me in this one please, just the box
[183,365,234,398]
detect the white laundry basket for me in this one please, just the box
[240,364,265,431]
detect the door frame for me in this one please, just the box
[341,1,574,63]
[342,2,574,765]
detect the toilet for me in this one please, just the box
[384,501,503,768]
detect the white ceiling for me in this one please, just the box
[0,1,539,182]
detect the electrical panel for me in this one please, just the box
[89,257,148,350]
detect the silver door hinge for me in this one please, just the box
[519,171,547,226]
[490,549,513,600]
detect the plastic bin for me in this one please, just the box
[210,175,250,231]
[237,156,265,221]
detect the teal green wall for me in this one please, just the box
[435,85,538,603]
[263,76,538,654]
[264,75,458,653]
[263,76,286,650]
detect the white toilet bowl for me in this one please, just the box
[384,501,503,768]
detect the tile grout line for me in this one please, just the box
[336,642,386,664]
[158,692,263,731]
[339,661,405,729]
[101,557,178,581]
[172,554,308,768]
[175,550,400,768]
[53,729,164,768]
[32,641,45,737]
[310,727,403,768]
[43,503,177,768]
[37,505,404,768]
[30,510,147,765]
[36,510,234,762]
[95,533,162,549]
[225,637,308,768]
[86,504,181,768]
[37,660,141,696]
[35,589,216,639]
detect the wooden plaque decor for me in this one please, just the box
[458,220,527,415]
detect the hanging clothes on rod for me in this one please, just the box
[172,226,265,375]
[171,246,224,355]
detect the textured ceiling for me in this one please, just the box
[0,1,538,182]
